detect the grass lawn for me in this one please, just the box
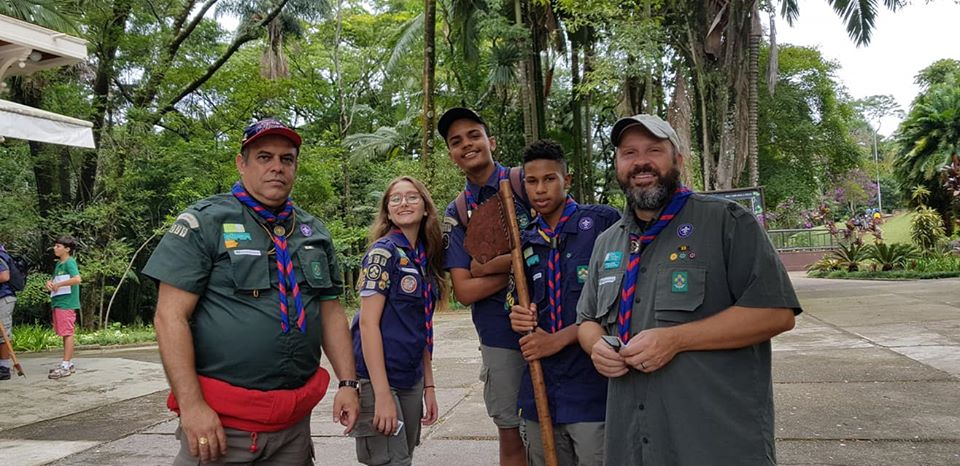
[879,211,915,245]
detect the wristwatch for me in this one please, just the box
[338,379,359,390]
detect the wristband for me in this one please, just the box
[338,380,359,390]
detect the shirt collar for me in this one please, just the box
[465,162,506,193]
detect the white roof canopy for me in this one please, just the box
[0,14,95,148]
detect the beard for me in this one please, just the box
[618,164,681,211]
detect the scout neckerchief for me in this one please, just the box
[232,181,305,333]
[391,230,437,354]
[535,196,578,333]
[618,186,692,343]
[463,163,508,218]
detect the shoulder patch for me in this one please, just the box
[176,213,200,229]
[369,247,392,266]
[441,216,458,233]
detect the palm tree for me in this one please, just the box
[217,0,329,79]
[0,0,78,32]
[894,74,960,234]
[675,0,902,191]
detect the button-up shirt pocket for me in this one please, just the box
[595,272,623,329]
[297,248,333,291]
[653,265,707,323]
[228,249,270,292]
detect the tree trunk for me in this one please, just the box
[422,0,437,180]
[569,33,585,201]
[747,6,761,187]
[79,0,134,205]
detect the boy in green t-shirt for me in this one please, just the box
[45,236,82,379]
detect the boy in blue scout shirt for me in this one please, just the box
[438,107,532,465]
[507,140,619,466]
[351,176,449,466]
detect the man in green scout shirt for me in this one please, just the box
[576,114,801,465]
[144,118,360,465]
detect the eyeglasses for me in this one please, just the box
[388,193,423,206]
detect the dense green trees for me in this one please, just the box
[1,0,930,326]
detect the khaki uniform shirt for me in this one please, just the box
[576,194,801,465]
[143,193,343,391]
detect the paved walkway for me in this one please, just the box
[2,273,958,465]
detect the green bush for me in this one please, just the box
[11,323,156,352]
[865,243,918,271]
[911,206,947,253]
[829,242,869,272]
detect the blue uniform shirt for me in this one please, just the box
[442,164,532,349]
[518,204,620,424]
[352,232,437,390]
[0,251,14,299]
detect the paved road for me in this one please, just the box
[2,273,959,465]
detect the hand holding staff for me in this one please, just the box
[499,179,558,466]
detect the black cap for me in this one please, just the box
[437,107,487,139]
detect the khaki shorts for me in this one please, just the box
[522,419,605,466]
[352,378,424,466]
[0,296,14,343]
[173,414,313,466]
[479,345,525,429]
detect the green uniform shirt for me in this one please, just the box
[576,194,801,466]
[143,193,343,391]
[51,257,81,310]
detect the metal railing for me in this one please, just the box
[767,229,838,251]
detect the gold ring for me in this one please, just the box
[639,361,646,370]
[198,437,209,446]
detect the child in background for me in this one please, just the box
[46,236,82,379]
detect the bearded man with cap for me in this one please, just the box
[145,118,360,465]
[575,114,801,465]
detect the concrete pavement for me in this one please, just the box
[2,273,958,465]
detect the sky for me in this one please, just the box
[773,0,960,136]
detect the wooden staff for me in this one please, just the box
[499,179,558,466]
[0,321,24,377]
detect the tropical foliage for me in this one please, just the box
[0,0,955,328]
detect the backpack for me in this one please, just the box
[453,167,526,227]
[0,251,27,292]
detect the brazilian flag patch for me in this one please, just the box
[671,271,688,293]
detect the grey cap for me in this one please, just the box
[611,114,680,151]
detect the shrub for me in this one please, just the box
[866,243,918,271]
[828,241,869,272]
[911,206,947,253]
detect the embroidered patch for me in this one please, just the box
[523,247,535,259]
[671,271,688,293]
[223,224,245,233]
[233,249,261,256]
[400,275,418,293]
[168,223,189,238]
[677,224,693,238]
[533,272,543,281]
[300,224,313,237]
[688,252,697,259]
[603,252,622,269]
[577,265,589,283]
[441,216,458,233]
[176,213,200,229]
[366,264,383,280]
[670,253,678,261]
[525,254,540,266]
[399,256,410,267]
[223,232,252,241]
[224,239,238,248]
[679,253,688,260]
[599,276,617,286]
[311,261,324,279]
[578,217,594,231]
[369,248,392,265]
